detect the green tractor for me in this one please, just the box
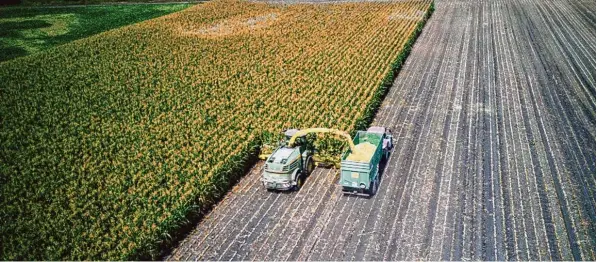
[261,129,315,191]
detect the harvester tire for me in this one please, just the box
[295,175,305,191]
[306,157,315,176]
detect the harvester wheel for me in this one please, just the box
[306,157,315,176]
[295,175,305,191]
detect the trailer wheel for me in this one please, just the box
[369,180,376,196]
[370,176,378,196]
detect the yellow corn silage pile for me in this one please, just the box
[345,142,377,162]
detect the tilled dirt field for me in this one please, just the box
[167,0,596,260]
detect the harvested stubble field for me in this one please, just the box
[168,0,596,260]
[0,0,432,259]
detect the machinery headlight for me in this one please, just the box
[360,183,366,189]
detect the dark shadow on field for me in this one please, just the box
[0,4,191,62]
[0,19,51,34]
[0,19,51,61]
[0,0,21,6]
[0,45,28,61]
[267,188,300,194]
[378,154,389,182]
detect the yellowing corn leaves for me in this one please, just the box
[0,0,433,259]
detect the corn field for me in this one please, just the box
[0,0,433,259]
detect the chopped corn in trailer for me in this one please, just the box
[341,126,394,196]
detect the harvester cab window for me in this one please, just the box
[282,136,294,148]
[294,136,304,145]
[281,137,289,147]
[283,129,300,148]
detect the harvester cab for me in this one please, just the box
[282,129,302,147]
[262,129,315,191]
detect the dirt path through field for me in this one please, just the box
[166,0,595,260]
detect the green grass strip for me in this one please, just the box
[0,3,191,62]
